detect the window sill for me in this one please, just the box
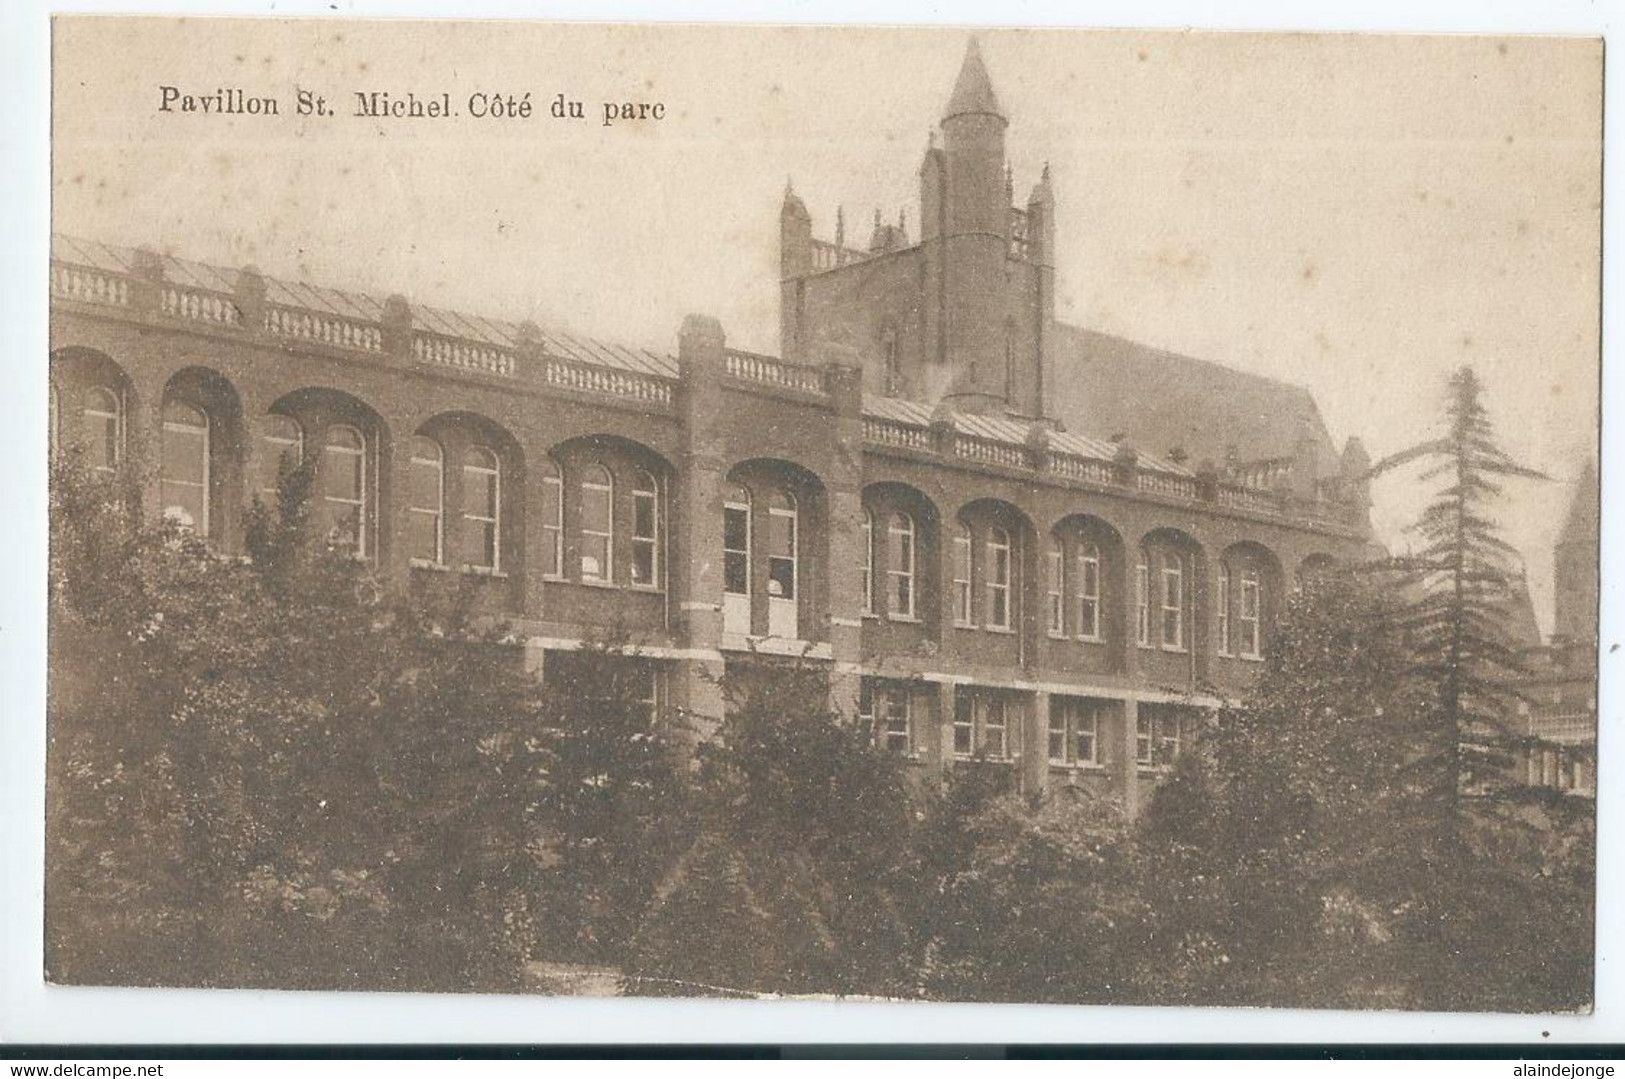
[1239,652,1264,663]
[1049,761,1107,773]
[1046,631,1069,641]
[410,560,451,573]
[1137,765,1173,776]
[578,579,619,590]
[952,755,1015,765]
[952,620,978,631]
[1075,634,1105,645]
[982,624,1016,635]
[1159,645,1189,655]
[888,613,923,625]
[461,566,509,579]
[862,611,879,621]
[629,583,664,594]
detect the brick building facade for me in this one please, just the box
[48,40,1377,812]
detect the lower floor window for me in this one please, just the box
[1049,697,1103,766]
[954,690,1017,761]
[1136,706,1190,768]
[859,680,912,755]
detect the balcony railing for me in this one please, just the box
[724,349,827,395]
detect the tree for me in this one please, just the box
[48,454,553,991]
[627,659,914,998]
[532,635,688,966]
[1366,365,1549,820]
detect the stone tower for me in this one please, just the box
[778,38,1056,420]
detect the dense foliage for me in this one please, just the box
[46,366,1592,1010]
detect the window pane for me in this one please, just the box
[724,551,749,595]
[768,557,795,600]
[407,511,440,564]
[582,534,610,581]
[466,518,497,570]
[724,505,749,553]
[261,416,303,495]
[634,494,656,540]
[582,482,611,533]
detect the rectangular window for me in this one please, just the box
[1047,703,1068,764]
[1136,562,1151,647]
[1160,559,1184,651]
[1047,544,1065,635]
[1076,548,1101,640]
[881,688,911,754]
[1239,571,1261,659]
[953,531,973,625]
[861,514,875,615]
[1135,713,1154,766]
[888,516,915,618]
[407,444,443,565]
[541,468,563,579]
[953,691,974,758]
[580,473,613,582]
[631,481,659,588]
[767,508,796,600]
[982,696,1008,759]
[723,501,749,595]
[1158,711,1183,765]
[1051,698,1102,766]
[986,533,1012,630]
[462,452,500,573]
[1075,704,1099,766]
[1217,564,1231,656]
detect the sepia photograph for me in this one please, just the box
[40,15,1600,1018]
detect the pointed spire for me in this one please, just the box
[835,205,846,248]
[898,207,907,234]
[944,36,1004,122]
[781,175,808,219]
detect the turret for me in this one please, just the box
[939,37,1012,413]
[779,178,811,280]
[1026,163,1056,268]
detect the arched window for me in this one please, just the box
[861,509,875,615]
[1217,561,1232,656]
[723,483,751,598]
[463,445,500,573]
[1076,542,1101,641]
[407,436,444,566]
[888,512,916,618]
[630,468,660,588]
[952,524,973,626]
[986,526,1012,630]
[82,386,121,476]
[260,414,304,499]
[1047,537,1065,635]
[540,457,563,579]
[322,425,367,558]
[160,399,209,535]
[767,489,797,601]
[580,464,614,582]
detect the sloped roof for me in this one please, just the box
[861,392,1191,474]
[1558,459,1599,554]
[944,38,1003,121]
[50,233,678,379]
[1049,323,1340,479]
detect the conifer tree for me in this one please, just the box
[1366,365,1547,824]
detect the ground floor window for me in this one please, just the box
[1136,705,1193,769]
[859,679,912,755]
[953,689,1018,761]
[1048,697,1104,766]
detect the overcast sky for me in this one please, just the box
[52,19,1601,634]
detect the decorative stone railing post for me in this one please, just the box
[381,293,414,364]
[929,400,958,457]
[1025,421,1052,473]
[1195,458,1220,503]
[234,266,267,336]
[129,246,165,316]
[1112,441,1139,488]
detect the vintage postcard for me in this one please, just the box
[45,17,1600,1011]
